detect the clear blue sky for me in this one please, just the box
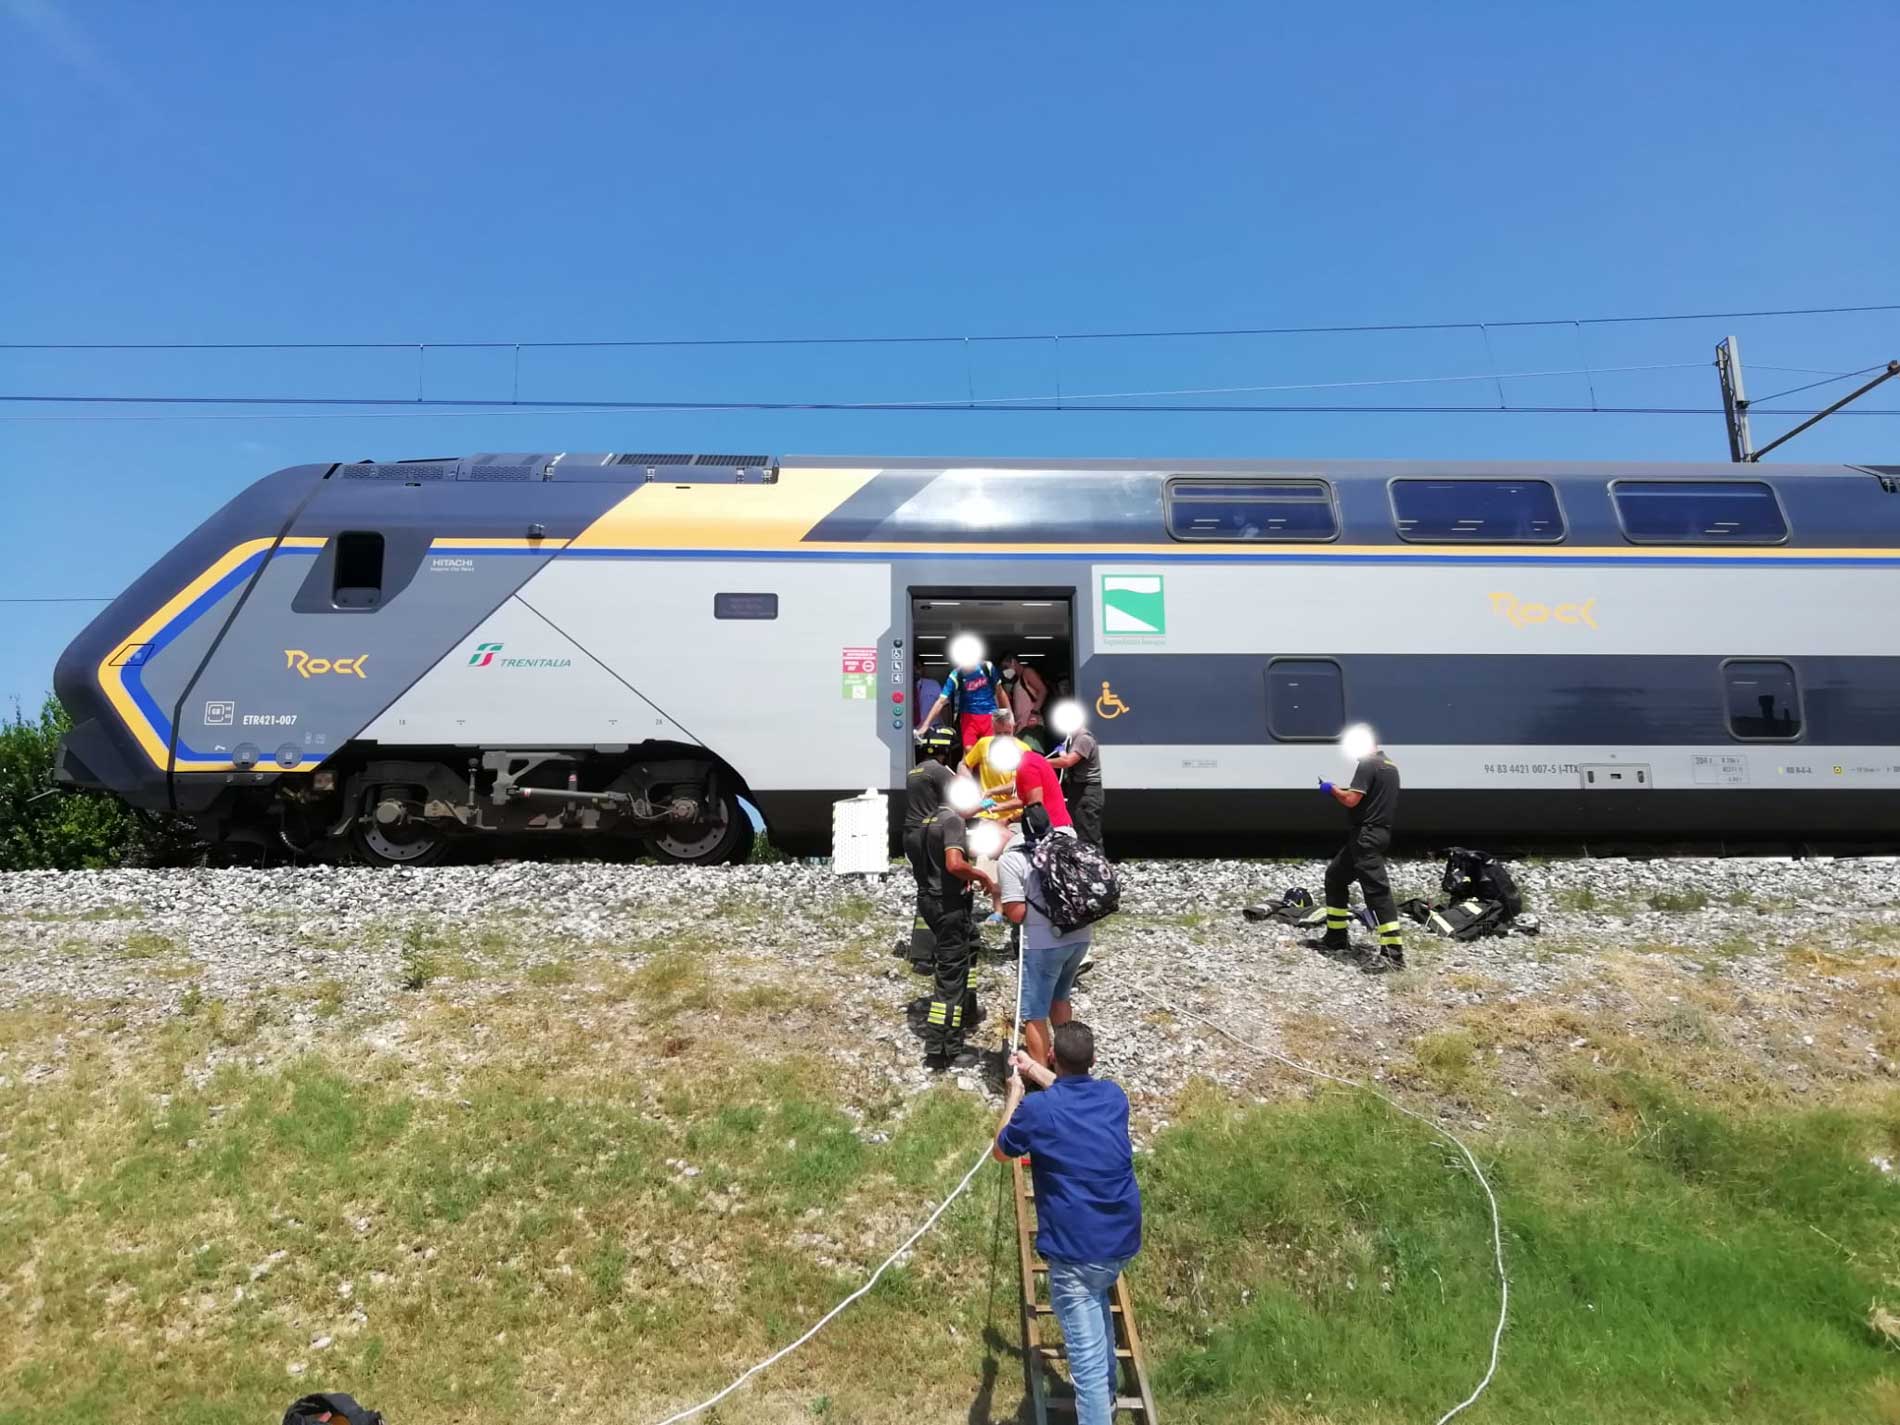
[3,0,1896,709]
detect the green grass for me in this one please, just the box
[3,963,1895,1423]
[1143,1082,1900,1424]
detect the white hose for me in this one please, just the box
[646,916,1027,1425]
[1126,983,1508,1425]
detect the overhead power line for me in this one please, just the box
[2,392,1896,418]
[1,301,1894,353]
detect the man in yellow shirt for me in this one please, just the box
[963,706,1027,825]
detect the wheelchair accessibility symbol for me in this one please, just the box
[1095,681,1131,720]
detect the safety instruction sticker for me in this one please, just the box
[1101,574,1166,638]
[842,646,877,700]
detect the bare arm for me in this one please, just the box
[1330,786,1364,809]
[944,847,997,898]
[919,693,949,729]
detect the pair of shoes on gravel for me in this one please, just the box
[925,1048,980,1072]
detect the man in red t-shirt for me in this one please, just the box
[991,744,1072,829]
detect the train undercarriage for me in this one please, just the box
[207,743,754,866]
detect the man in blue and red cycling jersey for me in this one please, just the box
[917,636,1002,752]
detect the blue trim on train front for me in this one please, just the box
[126,547,318,761]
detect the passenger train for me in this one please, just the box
[53,453,1900,862]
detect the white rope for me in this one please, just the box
[645,920,1027,1425]
[1127,982,1508,1425]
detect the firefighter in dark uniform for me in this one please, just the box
[918,799,996,1070]
[903,725,960,970]
[1318,740,1404,973]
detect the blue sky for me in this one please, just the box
[2,0,1896,708]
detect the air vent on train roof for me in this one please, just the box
[338,463,451,481]
[612,452,772,468]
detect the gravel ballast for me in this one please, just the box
[2,856,1896,1121]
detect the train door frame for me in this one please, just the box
[905,586,1077,752]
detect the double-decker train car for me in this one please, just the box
[54,452,1900,862]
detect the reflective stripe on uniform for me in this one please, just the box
[1325,906,1350,928]
[927,1002,948,1025]
[1376,919,1403,946]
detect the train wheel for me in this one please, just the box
[349,815,450,867]
[646,790,754,866]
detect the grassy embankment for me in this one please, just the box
[0,912,1896,1424]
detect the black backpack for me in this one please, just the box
[1028,832,1121,933]
[1441,847,1523,919]
[284,1394,382,1425]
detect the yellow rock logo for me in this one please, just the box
[1488,593,1597,629]
[284,650,368,678]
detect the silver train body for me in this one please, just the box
[53,453,1900,861]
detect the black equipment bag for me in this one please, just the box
[1028,832,1121,933]
[1243,887,1321,926]
[284,1394,382,1425]
[1441,847,1524,919]
[1426,899,1508,942]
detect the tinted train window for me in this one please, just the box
[332,532,385,609]
[1724,660,1801,739]
[1614,481,1788,543]
[1267,659,1345,740]
[1390,479,1564,542]
[1166,478,1337,541]
[714,592,779,620]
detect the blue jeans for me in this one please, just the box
[1047,1255,1131,1425]
[1020,937,1089,1022]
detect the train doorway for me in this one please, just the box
[909,592,1075,752]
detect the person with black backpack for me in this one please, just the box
[1317,733,1404,974]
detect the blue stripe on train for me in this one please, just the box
[126,547,319,760]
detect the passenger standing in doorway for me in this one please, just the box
[914,664,943,727]
[920,788,996,1070]
[917,637,1000,752]
[903,725,960,970]
[1047,704,1104,847]
[1318,733,1404,973]
[1000,653,1047,749]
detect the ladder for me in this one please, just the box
[1011,1156,1159,1422]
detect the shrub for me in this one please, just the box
[0,695,199,870]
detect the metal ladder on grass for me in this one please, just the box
[1011,1156,1159,1422]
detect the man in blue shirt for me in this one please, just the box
[993,1022,1142,1425]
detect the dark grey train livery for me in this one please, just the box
[53,453,1900,861]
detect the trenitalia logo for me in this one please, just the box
[1489,592,1597,629]
[468,641,572,670]
[284,650,368,677]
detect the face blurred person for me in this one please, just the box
[1046,701,1104,846]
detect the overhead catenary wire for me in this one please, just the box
[5,391,1897,419]
[1,298,1895,351]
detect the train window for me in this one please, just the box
[1723,660,1802,740]
[1267,658,1345,740]
[714,592,779,620]
[332,531,385,609]
[1613,480,1788,543]
[1390,479,1565,542]
[1165,478,1337,541]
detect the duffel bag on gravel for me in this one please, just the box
[284,1393,383,1425]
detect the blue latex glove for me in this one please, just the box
[1318,778,1336,795]
[980,797,997,810]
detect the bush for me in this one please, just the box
[0,695,199,870]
